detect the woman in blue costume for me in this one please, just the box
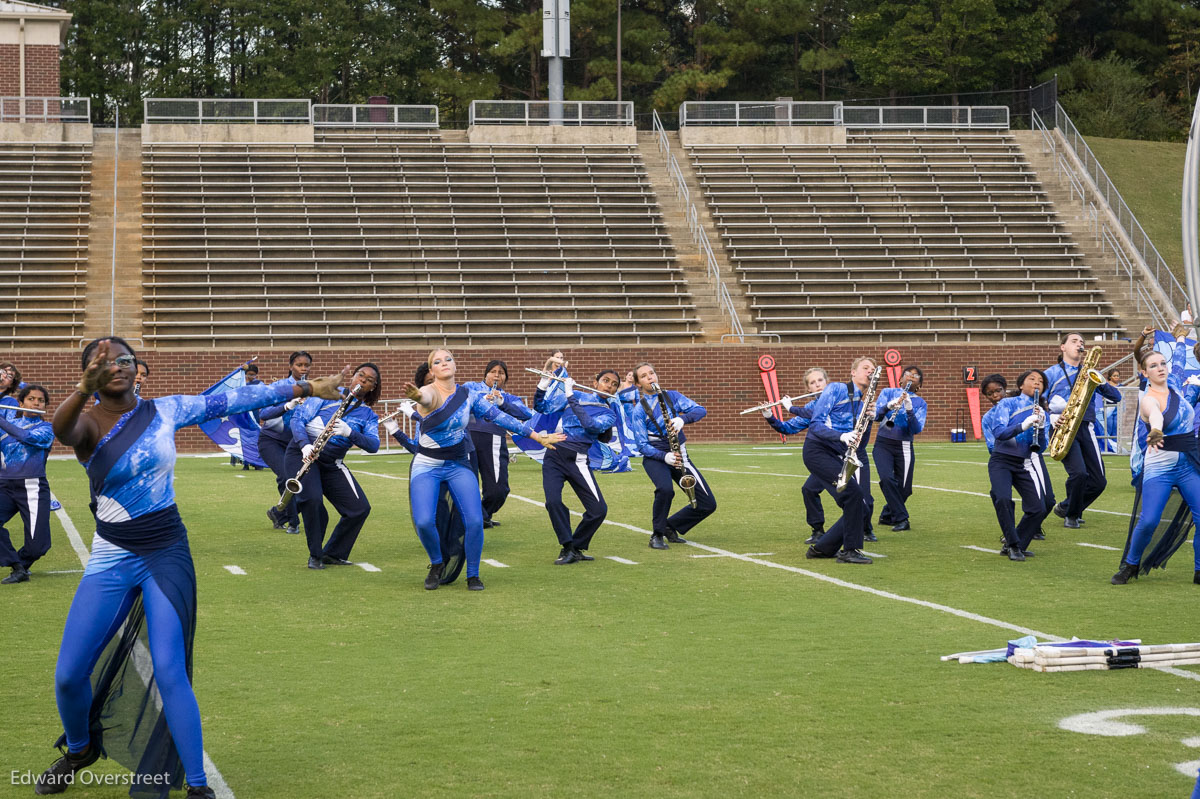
[39,337,345,798]
[403,348,563,591]
[1112,331,1200,585]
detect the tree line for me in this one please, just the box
[46,0,1200,139]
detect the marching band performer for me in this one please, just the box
[758,370,823,542]
[405,349,563,591]
[533,370,617,564]
[1112,332,1200,585]
[261,351,313,534]
[982,370,1051,561]
[0,361,22,418]
[872,366,927,532]
[1044,333,1122,528]
[287,364,382,570]
[134,359,150,396]
[0,384,54,584]
[466,360,533,529]
[629,362,717,549]
[42,337,344,797]
[803,357,877,564]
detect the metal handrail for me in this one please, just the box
[143,98,312,124]
[841,105,1008,129]
[679,101,843,127]
[468,100,633,126]
[0,97,90,123]
[312,104,438,129]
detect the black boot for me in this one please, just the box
[266,506,285,530]
[187,787,217,799]
[425,562,444,590]
[1111,561,1139,585]
[1194,570,1199,585]
[35,743,101,795]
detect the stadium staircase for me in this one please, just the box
[684,129,1124,343]
[0,139,91,347]
[87,129,143,340]
[141,129,700,348]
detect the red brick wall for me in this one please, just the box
[1,343,1108,455]
[0,43,61,97]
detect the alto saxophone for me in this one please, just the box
[652,382,697,508]
[1046,346,1103,461]
[836,367,883,492]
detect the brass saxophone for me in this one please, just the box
[274,384,363,512]
[652,382,697,508]
[1046,346,1103,461]
[836,367,883,491]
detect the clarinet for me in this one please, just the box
[835,367,883,492]
[652,382,697,508]
[274,384,362,513]
[1030,389,1044,453]
[883,381,913,428]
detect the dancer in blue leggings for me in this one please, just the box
[1112,332,1200,585]
[403,348,563,591]
[39,337,345,797]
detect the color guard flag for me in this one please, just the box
[197,365,267,468]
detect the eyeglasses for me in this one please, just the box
[110,355,135,368]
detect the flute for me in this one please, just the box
[524,368,617,398]
[740,390,820,415]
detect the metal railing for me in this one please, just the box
[143,98,312,124]
[0,97,90,123]
[468,100,633,126]
[679,101,842,127]
[841,105,1009,129]
[313,104,438,128]
[1053,102,1187,315]
[1100,227,1171,330]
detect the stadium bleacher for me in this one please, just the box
[686,129,1122,342]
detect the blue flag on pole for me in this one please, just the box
[197,367,266,468]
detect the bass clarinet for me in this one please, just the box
[835,367,883,492]
[273,384,362,513]
[652,382,697,509]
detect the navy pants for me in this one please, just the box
[258,432,299,527]
[803,440,866,554]
[543,446,607,551]
[988,454,1049,551]
[643,449,716,536]
[0,476,51,569]
[285,446,371,561]
[469,430,511,524]
[873,437,915,525]
[1061,424,1106,518]
[802,475,825,531]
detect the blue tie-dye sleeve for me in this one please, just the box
[470,392,535,437]
[347,405,380,454]
[166,380,294,430]
[0,416,53,448]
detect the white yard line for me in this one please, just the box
[606,556,638,565]
[482,559,509,568]
[356,562,381,572]
[962,545,1003,555]
[1077,542,1122,552]
[223,565,246,575]
[51,494,236,798]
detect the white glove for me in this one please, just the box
[563,377,576,397]
[670,416,685,433]
[780,396,794,410]
[840,432,855,445]
[1049,395,1067,414]
[664,452,680,467]
[1021,415,1036,431]
[399,400,417,419]
[331,419,352,437]
[903,397,913,411]
[1049,413,1062,427]
[284,397,303,411]
[762,407,774,419]
[887,396,904,410]
[301,444,315,462]
[383,419,399,435]
[537,376,552,391]
[1186,375,1200,387]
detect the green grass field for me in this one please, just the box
[4,443,1200,798]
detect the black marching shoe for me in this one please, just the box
[1053,502,1068,519]
[664,528,687,544]
[424,562,444,590]
[266,506,286,530]
[576,550,595,561]
[863,531,878,543]
[891,520,911,532]
[187,786,217,799]
[804,527,824,545]
[322,555,353,566]
[1194,570,1200,585]
[1007,548,1026,562]
[836,549,873,564]
[805,545,835,559]
[2,564,30,584]
[489,520,501,528]
[1031,530,1046,540]
[35,743,101,795]
[1063,517,1081,529]
[307,556,325,570]
[466,576,485,591]
[1111,561,1139,585]
[285,523,300,535]
[554,547,580,565]
[649,535,668,550]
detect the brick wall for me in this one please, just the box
[0,43,61,97]
[1,343,1103,455]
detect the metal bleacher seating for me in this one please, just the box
[687,129,1121,342]
[0,142,91,346]
[142,134,699,347]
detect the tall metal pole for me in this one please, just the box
[543,0,569,125]
[616,0,621,104]
[1184,92,1200,327]
[111,102,118,334]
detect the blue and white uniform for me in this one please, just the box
[802,381,875,554]
[982,393,1051,552]
[872,388,927,527]
[1045,359,1123,520]
[630,388,716,540]
[410,385,535,579]
[1124,337,1200,572]
[534,385,616,553]
[287,395,380,562]
[464,381,532,527]
[764,402,827,535]
[0,411,54,571]
[55,380,297,792]
[257,375,302,529]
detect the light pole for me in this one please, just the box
[616,0,621,103]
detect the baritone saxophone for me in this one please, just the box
[1046,346,1103,461]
